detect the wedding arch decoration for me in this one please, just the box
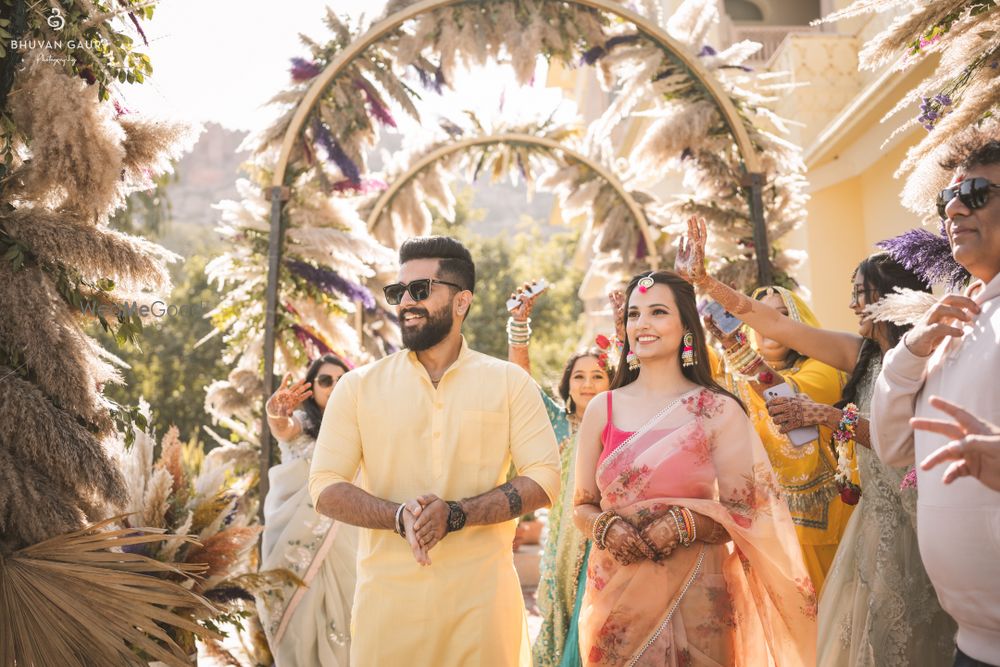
[206,0,810,498]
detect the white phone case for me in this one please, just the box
[506,279,549,312]
[763,383,820,447]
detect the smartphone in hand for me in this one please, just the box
[506,279,549,312]
[763,383,820,447]
[703,300,743,336]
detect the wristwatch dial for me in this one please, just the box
[446,501,466,532]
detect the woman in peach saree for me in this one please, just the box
[573,271,817,666]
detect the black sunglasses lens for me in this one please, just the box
[315,374,333,388]
[408,279,431,302]
[965,177,989,209]
[384,284,405,305]
[938,187,956,218]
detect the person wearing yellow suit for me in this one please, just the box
[706,285,852,592]
[309,236,560,666]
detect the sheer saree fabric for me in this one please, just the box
[725,287,852,591]
[257,412,358,666]
[579,389,816,667]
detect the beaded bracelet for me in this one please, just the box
[592,510,618,549]
[668,507,691,547]
[680,507,697,544]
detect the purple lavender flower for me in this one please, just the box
[291,57,323,82]
[311,118,360,183]
[354,78,397,129]
[287,259,377,311]
[292,324,333,359]
[877,228,970,290]
[698,45,718,57]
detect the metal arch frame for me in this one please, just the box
[258,0,773,504]
[365,132,661,268]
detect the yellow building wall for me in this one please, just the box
[802,136,927,331]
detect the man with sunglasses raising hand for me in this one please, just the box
[309,235,560,666]
[872,123,1000,667]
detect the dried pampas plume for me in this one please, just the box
[865,287,939,326]
[119,116,200,190]
[8,52,126,218]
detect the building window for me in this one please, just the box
[725,0,764,22]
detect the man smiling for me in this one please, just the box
[309,236,560,666]
[872,124,1000,667]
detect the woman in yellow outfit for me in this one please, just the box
[707,286,852,591]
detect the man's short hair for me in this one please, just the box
[940,121,1000,172]
[398,236,476,293]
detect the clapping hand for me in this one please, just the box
[675,216,708,285]
[266,373,312,418]
[914,396,1000,491]
[402,500,432,566]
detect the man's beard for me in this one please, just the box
[400,303,454,351]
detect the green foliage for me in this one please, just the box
[433,187,586,391]
[100,255,233,445]
[109,171,176,238]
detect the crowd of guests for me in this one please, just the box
[259,127,998,666]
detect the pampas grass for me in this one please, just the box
[7,52,126,218]
[1,207,179,291]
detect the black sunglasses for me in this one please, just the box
[383,278,465,306]
[315,374,338,388]
[937,177,1000,219]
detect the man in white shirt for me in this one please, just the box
[871,125,1000,667]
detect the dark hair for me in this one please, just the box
[398,236,476,293]
[939,125,1000,172]
[557,348,606,416]
[301,354,350,440]
[839,252,932,405]
[753,287,805,366]
[610,271,745,412]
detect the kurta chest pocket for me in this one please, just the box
[458,410,508,469]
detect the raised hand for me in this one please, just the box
[674,216,709,285]
[412,494,450,552]
[914,396,1000,491]
[703,314,740,350]
[509,280,544,321]
[767,394,839,433]
[266,372,313,418]
[903,294,980,357]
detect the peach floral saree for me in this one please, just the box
[579,388,816,666]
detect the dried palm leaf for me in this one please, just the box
[0,517,216,667]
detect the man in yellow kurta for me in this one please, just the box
[308,236,560,666]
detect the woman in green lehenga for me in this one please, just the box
[506,284,614,667]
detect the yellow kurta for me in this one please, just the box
[308,338,561,667]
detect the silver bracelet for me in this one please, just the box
[394,503,406,538]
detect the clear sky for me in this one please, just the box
[125,0,390,130]
[122,0,570,136]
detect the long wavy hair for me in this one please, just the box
[610,271,745,412]
[300,354,351,439]
[840,252,932,406]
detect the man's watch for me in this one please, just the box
[446,501,467,533]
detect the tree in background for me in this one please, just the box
[434,187,586,390]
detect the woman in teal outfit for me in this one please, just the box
[506,283,615,667]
